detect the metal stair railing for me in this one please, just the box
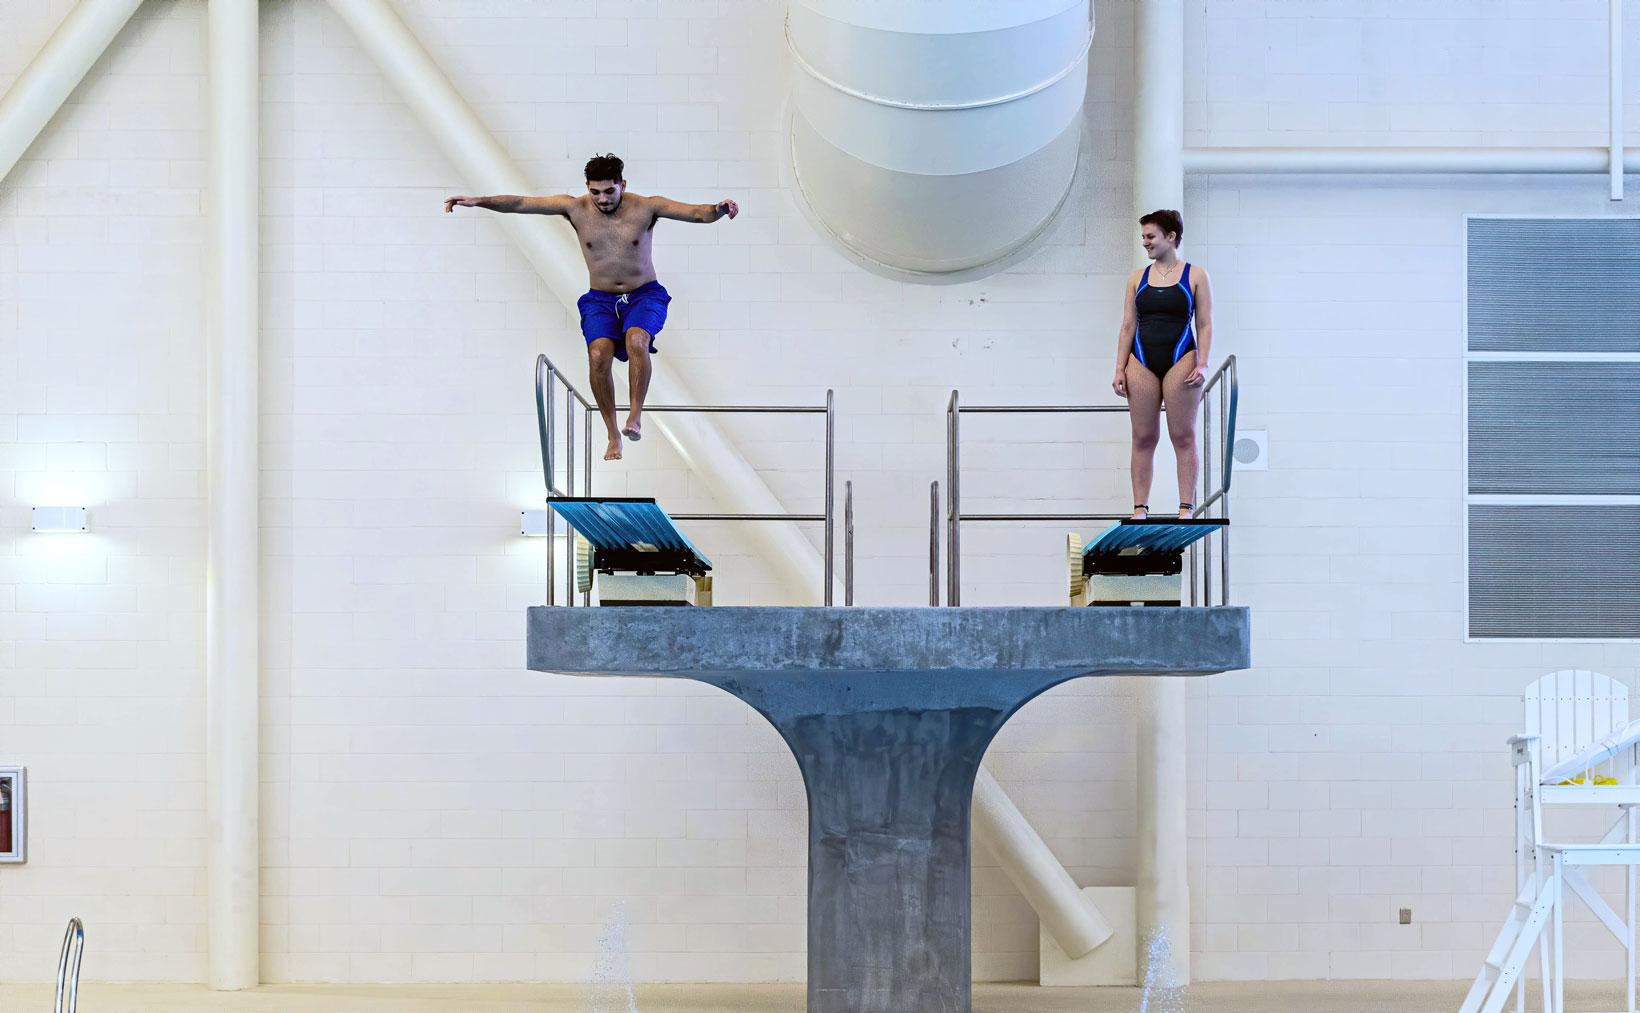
[53,917,84,1013]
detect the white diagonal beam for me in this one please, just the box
[0,0,145,186]
[973,765,1112,957]
[323,0,826,603]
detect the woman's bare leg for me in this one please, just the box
[1125,359,1162,517]
[1162,351,1204,516]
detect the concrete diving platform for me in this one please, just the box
[527,606,1251,1013]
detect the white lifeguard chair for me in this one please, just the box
[1462,670,1640,1013]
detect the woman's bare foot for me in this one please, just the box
[1131,504,1149,520]
[604,437,622,461]
[621,415,642,442]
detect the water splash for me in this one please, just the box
[1138,927,1186,1013]
[588,902,640,1013]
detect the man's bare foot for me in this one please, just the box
[1131,504,1149,520]
[621,416,642,442]
[604,438,622,461]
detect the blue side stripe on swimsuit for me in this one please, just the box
[1132,265,1152,365]
[1173,325,1194,363]
[1171,263,1196,364]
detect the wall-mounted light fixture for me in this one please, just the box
[31,507,88,533]
[520,509,550,537]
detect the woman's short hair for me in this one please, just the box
[1139,209,1183,245]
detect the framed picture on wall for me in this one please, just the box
[0,767,25,864]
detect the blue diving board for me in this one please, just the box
[1082,518,1227,580]
[1084,518,1227,560]
[547,497,713,575]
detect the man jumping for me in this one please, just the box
[445,153,739,460]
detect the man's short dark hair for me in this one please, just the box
[1139,209,1183,244]
[585,153,624,183]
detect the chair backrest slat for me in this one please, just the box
[1524,670,1629,779]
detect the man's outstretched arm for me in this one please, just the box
[444,194,575,215]
[649,196,739,223]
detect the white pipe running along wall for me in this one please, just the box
[324,0,830,604]
[205,0,261,990]
[1185,147,1640,175]
[973,767,1112,958]
[0,0,145,185]
[1611,0,1625,200]
[785,0,1092,280]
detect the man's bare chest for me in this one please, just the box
[573,211,654,255]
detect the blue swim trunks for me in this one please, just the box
[577,280,671,362]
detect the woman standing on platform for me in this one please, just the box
[1112,209,1213,520]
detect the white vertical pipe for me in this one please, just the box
[0,0,145,185]
[206,0,260,990]
[324,0,829,603]
[1134,0,1191,989]
[972,766,1112,958]
[1612,0,1625,201]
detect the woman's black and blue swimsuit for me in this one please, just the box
[1132,262,1196,381]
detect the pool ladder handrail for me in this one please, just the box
[53,917,84,1013]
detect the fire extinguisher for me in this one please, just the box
[0,779,11,854]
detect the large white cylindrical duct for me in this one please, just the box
[785,0,1092,281]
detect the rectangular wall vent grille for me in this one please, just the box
[1465,217,1640,640]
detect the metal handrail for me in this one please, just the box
[957,513,1132,523]
[535,353,592,498]
[928,482,940,606]
[610,404,829,414]
[53,917,84,1013]
[958,405,1133,413]
[939,354,1240,606]
[844,481,854,607]
[535,354,851,605]
[535,355,595,606]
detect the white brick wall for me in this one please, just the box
[0,0,207,981]
[2,0,1639,986]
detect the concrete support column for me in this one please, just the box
[206,0,260,990]
[1133,0,1191,989]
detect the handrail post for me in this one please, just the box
[534,354,555,496]
[844,480,854,606]
[544,365,556,607]
[824,390,836,605]
[564,393,576,607]
[929,481,941,607]
[583,406,593,605]
[946,391,961,606]
[1202,373,1213,604]
[1221,358,1235,602]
